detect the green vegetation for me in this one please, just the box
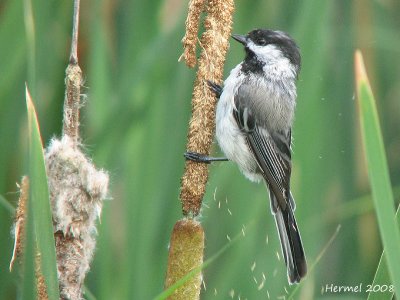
[26,88,59,300]
[1,0,399,299]
[355,51,400,299]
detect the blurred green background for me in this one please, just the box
[1,0,400,299]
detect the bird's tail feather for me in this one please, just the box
[273,195,307,284]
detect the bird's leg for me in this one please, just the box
[207,80,223,99]
[184,151,228,164]
[185,81,225,164]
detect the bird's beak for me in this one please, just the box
[231,34,247,45]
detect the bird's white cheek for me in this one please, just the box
[248,43,283,62]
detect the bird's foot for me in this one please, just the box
[184,151,228,164]
[207,81,223,98]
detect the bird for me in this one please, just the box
[185,28,307,284]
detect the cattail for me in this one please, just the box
[180,0,235,216]
[164,219,205,300]
[45,132,108,300]
[10,177,49,300]
[10,1,110,298]
[164,1,234,299]
[10,176,29,271]
[180,0,207,68]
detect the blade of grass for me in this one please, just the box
[26,86,60,300]
[355,50,400,297]
[367,204,400,300]
[83,285,97,300]
[21,183,36,300]
[0,194,15,215]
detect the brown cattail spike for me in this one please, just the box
[36,253,49,300]
[10,176,30,271]
[9,177,48,299]
[180,0,207,68]
[164,219,205,300]
[180,0,235,216]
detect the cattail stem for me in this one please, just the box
[69,0,80,64]
[62,64,82,145]
[62,0,82,145]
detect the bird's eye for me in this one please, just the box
[257,38,267,46]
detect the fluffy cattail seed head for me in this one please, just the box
[45,135,109,299]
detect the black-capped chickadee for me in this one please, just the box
[185,29,306,284]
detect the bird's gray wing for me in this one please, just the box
[233,88,307,284]
[233,91,292,211]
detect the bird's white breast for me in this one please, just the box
[216,65,263,182]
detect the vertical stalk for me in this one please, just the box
[62,0,82,145]
[164,1,235,299]
[180,0,235,216]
